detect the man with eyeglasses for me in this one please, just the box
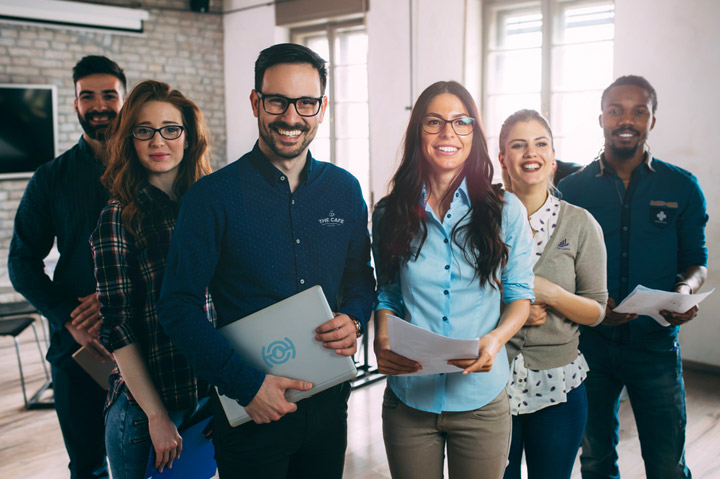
[157,43,375,478]
[9,55,125,478]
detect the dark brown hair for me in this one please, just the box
[374,81,507,288]
[102,80,212,236]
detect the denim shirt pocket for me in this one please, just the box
[648,200,678,229]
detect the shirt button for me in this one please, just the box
[624,204,629,209]
[622,226,628,232]
[622,252,628,258]
[443,238,449,244]
[444,265,450,270]
[300,279,305,284]
[296,239,300,244]
[443,290,449,295]
[621,277,627,283]
[447,213,451,218]
[455,193,459,198]
[280,176,286,181]
[442,316,448,321]
[291,199,295,205]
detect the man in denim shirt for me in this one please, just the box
[8,56,125,478]
[558,75,708,479]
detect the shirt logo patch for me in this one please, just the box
[318,210,345,227]
[656,210,668,224]
[557,238,570,250]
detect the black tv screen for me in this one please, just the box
[0,84,57,178]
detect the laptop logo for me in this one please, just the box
[262,337,296,368]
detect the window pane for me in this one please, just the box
[311,137,331,164]
[551,41,613,91]
[551,91,605,164]
[492,6,542,49]
[485,93,542,143]
[334,29,368,66]
[334,65,368,102]
[556,3,614,44]
[487,49,542,95]
[335,102,369,139]
[305,35,330,62]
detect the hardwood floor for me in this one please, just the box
[2,316,719,478]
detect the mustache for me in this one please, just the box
[612,126,639,136]
[270,121,308,132]
[85,111,117,121]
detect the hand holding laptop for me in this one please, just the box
[244,375,313,424]
[315,312,358,356]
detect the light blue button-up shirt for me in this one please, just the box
[373,180,534,413]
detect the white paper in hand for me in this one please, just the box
[613,285,714,326]
[387,314,479,376]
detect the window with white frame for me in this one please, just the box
[484,0,614,170]
[293,22,371,206]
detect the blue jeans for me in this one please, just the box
[579,329,691,479]
[105,392,201,479]
[504,382,587,479]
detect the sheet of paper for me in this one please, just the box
[613,285,714,327]
[387,314,479,376]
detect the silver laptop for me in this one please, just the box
[216,286,357,427]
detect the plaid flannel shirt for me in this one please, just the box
[91,184,215,411]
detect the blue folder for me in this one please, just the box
[145,417,216,479]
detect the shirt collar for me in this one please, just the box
[249,141,316,187]
[421,177,470,207]
[596,146,655,178]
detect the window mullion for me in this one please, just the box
[541,0,553,120]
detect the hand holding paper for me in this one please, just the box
[387,314,479,376]
[613,285,714,327]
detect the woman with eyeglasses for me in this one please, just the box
[90,80,215,479]
[498,109,607,479]
[372,81,535,479]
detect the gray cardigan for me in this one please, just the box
[506,200,608,370]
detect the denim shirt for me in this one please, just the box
[373,180,535,413]
[558,153,708,345]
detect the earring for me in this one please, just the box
[184,143,189,149]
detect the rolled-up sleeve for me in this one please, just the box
[371,207,405,316]
[500,193,535,304]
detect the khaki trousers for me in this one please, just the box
[382,386,511,479]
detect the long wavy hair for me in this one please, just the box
[102,80,212,237]
[375,81,508,288]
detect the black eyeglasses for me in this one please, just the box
[257,92,324,117]
[132,125,185,141]
[422,116,475,136]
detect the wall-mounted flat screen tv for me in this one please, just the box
[0,84,58,179]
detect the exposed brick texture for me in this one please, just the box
[0,0,226,287]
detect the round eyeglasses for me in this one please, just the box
[257,92,324,117]
[132,125,185,141]
[422,116,475,136]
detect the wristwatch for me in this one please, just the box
[351,317,363,338]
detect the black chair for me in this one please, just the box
[0,312,54,409]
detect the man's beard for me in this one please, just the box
[259,120,315,160]
[608,142,641,161]
[609,127,643,161]
[77,111,117,141]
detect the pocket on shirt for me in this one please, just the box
[648,202,677,229]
